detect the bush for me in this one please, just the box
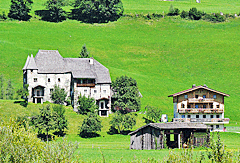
[79,112,102,138]
[0,11,7,20]
[204,13,226,22]
[168,4,180,16]
[8,0,33,21]
[145,105,162,123]
[72,0,124,23]
[189,7,205,20]
[0,119,79,162]
[180,10,189,18]
[50,85,67,104]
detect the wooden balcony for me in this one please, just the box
[178,108,224,114]
[173,118,230,123]
[77,83,95,87]
[188,98,214,103]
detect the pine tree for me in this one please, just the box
[79,44,90,58]
[44,0,66,22]
[52,105,68,136]
[8,0,33,21]
[6,79,14,100]
[34,105,55,141]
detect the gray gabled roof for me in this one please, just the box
[22,55,30,70]
[23,50,111,84]
[129,122,210,135]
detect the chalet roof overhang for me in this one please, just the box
[33,85,45,88]
[128,122,210,135]
[168,85,230,97]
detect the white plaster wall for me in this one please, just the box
[26,70,71,102]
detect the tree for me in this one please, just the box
[167,4,180,16]
[77,94,98,114]
[52,105,68,136]
[109,111,136,134]
[17,84,29,99]
[79,44,90,58]
[50,85,67,104]
[189,7,204,20]
[0,75,4,99]
[72,0,124,23]
[34,105,55,141]
[111,75,141,113]
[5,79,14,100]
[44,0,66,22]
[79,112,102,138]
[145,105,162,123]
[8,0,33,21]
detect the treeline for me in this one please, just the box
[125,5,239,23]
[0,0,124,23]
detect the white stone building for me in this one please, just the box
[22,50,111,116]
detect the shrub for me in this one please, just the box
[79,112,102,138]
[72,0,124,23]
[77,94,98,115]
[204,13,226,22]
[168,4,180,16]
[189,7,205,20]
[50,85,67,104]
[145,105,162,123]
[0,11,7,20]
[180,10,189,18]
[52,105,68,136]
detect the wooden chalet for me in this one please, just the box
[129,122,210,150]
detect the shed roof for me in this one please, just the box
[22,50,111,84]
[129,122,210,135]
[168,85,230,97]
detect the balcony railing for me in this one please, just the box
[188,98,214,103]
[178,108,224,114]
[77,83,95,87]
[173,118,230,123]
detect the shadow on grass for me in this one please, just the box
[14,100,28,107]
[37,133,55,141]
[79,132,101,138]
[53,131,66,137]
[107,126,132,135]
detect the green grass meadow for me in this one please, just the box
[0,0,240,161]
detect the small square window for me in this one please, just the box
[203,95,206,98]
[203,115,206,118]
[103,90,106,94]
[216,115,220,118]
[217,105,219,108]
[94,90,97,93]
[84,90,87,93]
[216,125,219,129]
[50,89,53,94]
[184,95,188,99]
[48,78,50,82]
[195,95,199,98]
[203,105,206,108]
[213,95,217,99]
[187,115,191,118]
[187,105,190,108]
[34,78,37,82]
[196,115,199,118]
[58,78,61,82]
[195,105,199,108]
[211,115,214,118]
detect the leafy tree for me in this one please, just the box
[8,0,33,21]
[111,75,141,113]
[44,0,66,22]
[109,111,136,134]
[79,112,102,138]
[0,75,4,99]
[79,44,90,58]
[145,105,161,123]
[77,94,98,114]
[52,105,68,136]
[6,79,14,100]
[34,105,55,141]
[72,0,124,23]
[50,85,67,104]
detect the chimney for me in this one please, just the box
[192,84,196,88]
[203,84,207,87]
[89,57,93,65]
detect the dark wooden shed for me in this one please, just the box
[129,122,210,150]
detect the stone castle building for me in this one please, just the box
[22,50,111,116]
